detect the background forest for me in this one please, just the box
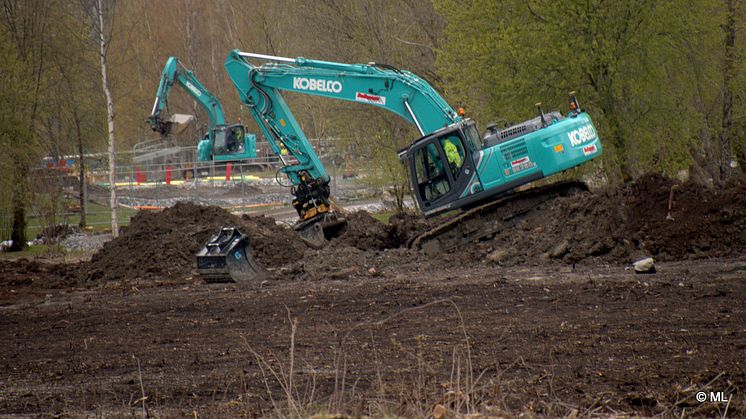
[1,0,745,245]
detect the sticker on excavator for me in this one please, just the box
[355,92,386,105]
[583,144,597,156]
[510,156,535,173]
[195,226,266,283]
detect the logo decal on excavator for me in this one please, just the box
[292,77,342,93]
[568,124,597,147]
[355,92,386,105]
[185,81,202,97]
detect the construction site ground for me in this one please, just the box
[1,174,745,417]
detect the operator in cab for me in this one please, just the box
[442,137,464,177]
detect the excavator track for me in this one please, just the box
[409,181,588,255]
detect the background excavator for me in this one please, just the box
[148,56,257,163]
[196,50,602,281]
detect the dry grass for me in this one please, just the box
[234,298,598,418]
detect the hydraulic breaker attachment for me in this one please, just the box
[295,211,347,249]
[196,227,266,282]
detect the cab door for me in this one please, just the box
[408,126,477,216]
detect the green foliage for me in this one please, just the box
[435,0,742,181]
[0,30,37,242]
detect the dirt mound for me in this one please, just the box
[331,210,432,251]
[74,202,243,283]
[332,211,394,250]
[74,202,306,284]
[239,213,307,267]
[7,175,744,287]
[480,174,746,265]
[626,174,746,260]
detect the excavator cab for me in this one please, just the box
[213,124,246,155]
[209,123,258,161]
[404,120,483,216]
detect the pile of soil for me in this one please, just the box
[73,202,306,284]
[331,210,433,251]
[13,174,745,285]
[238,213,307,267]
[478,174,746,265]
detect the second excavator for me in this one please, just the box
[197,50,603,281]
[148,56,257,164]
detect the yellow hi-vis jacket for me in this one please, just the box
[443,139,462,167]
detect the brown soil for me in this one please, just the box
[1,175,745,416]
[70,202,306,285]
[468,174,746,266]
[1,259,744,417]
[65,174,746,287]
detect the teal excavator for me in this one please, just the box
[196,50,602,281]
[148,56,256,162]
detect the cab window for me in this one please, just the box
[226,126,245,153]
[213,129,227,154]
[463,122,482,152]
[413,143,451,202]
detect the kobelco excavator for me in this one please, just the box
[196,50,602,281]
[148,56,257,163]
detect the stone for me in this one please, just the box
[486,249,509,263]
[633,257,656,274]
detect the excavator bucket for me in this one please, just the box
[195,227,266,282]
[295,212,347,249]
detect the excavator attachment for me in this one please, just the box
[295,212,347,249]
[196,227,266,282]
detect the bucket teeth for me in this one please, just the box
[196,226,266,283]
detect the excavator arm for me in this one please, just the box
[149,56,226,135]
[223,49,464,245]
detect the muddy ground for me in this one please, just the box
[1,175,745,416]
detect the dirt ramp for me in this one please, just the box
[330,210,432,251]
[481,174,746,265]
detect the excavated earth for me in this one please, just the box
[1,175,745,417]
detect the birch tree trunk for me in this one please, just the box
[97,0,118,237]
[719,0,738,182]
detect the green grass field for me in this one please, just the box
[25,203,138,238]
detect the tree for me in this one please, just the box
[47,2,105,227]
[718,0,739,182]
[0,0,51,250]
[434,0,735,183]
[93,0,119,237]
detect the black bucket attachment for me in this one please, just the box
[196,227,266,283]
[295,212,347,249]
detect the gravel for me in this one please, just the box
[60,233,112,252]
